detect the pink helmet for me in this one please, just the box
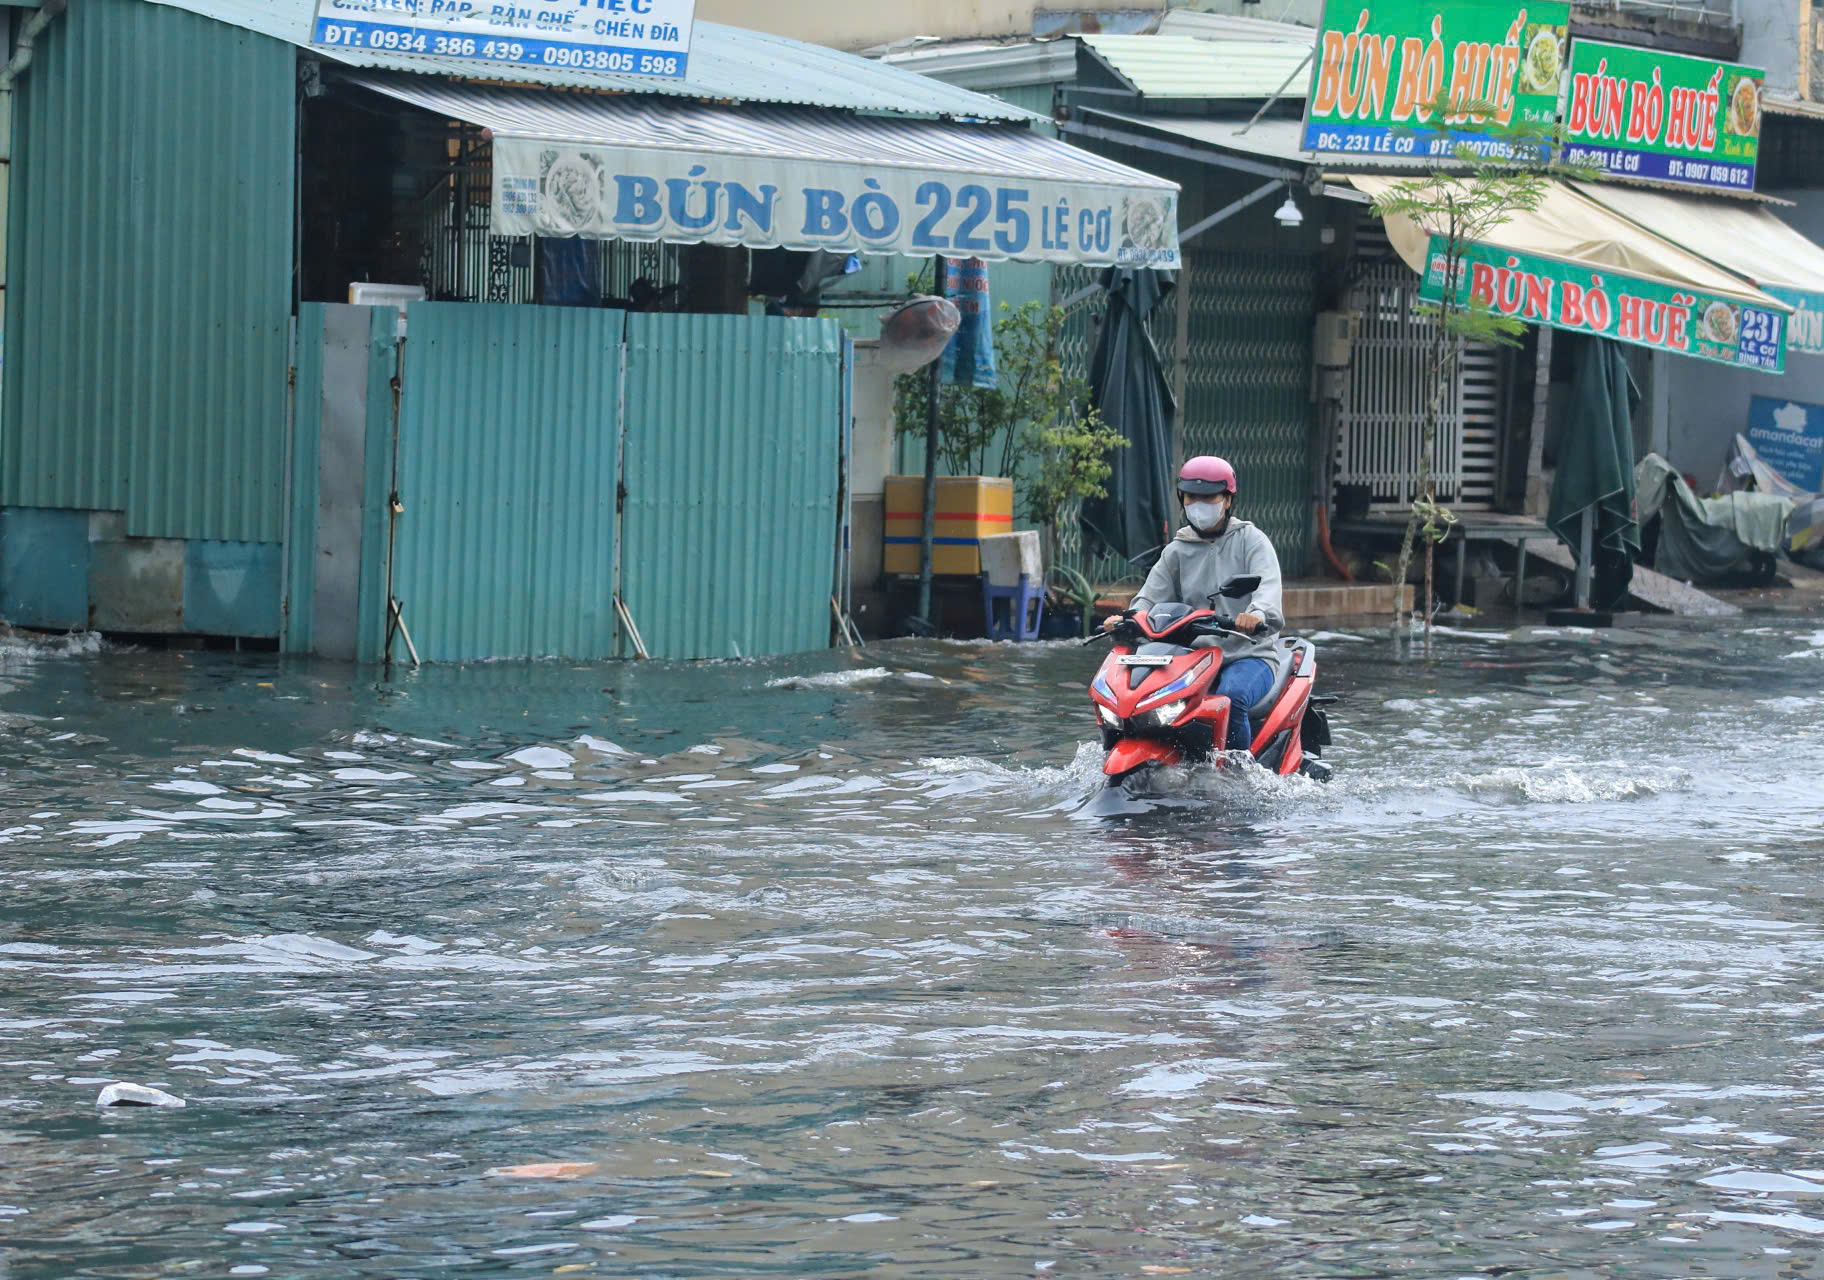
[1177,455,1236,496]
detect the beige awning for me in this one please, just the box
[1571,181,1824,325]
[1343,174,1788,312]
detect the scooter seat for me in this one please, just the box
[1246,635,1312,718]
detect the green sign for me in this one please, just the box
[1418,236,1788,372]
[1765,286,1824,355]
[1564,39,1763,193]
[1302,0,1571,158]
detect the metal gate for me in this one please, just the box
[365,303,846,663]
[1053,248,1317,581]
[1336,216,1499,510]
[389,304,623,661]
[1179,249,1319,574]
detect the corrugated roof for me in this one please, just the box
[350,71,1173,189]
[878,37,1076,92]
[1154,10,1317,42]
[140,0,1042,120]
[1078,33,1312,99]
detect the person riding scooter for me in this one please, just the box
[1103,456,1285,753]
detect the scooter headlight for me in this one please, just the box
[1139,699,1187,729]
[1136,656,1213,712]
[1096,704,1120,728]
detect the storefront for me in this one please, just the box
[0,0,1179,659]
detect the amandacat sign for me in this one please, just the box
[1420,238,1789,372]
[1301,0,1570,158]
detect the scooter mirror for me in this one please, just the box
[1215,575,1261,598]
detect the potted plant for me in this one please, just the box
[891,300,1125,577]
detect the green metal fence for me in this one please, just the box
[4,0,295,543]
[620,314,845,661]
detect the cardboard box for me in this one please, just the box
[882,475,1014,576]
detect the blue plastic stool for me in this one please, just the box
[983,573,1044,641]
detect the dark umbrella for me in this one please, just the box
[1547,335,1640,611]
[1078,267,1178,566]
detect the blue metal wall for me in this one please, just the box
[620,314,844,660]
[3,0,295,544]
[388,303,622,661]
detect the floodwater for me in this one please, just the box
[3,620,1824,1279]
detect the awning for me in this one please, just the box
[351,72,1181,268]
[1571,181,1824,356]
[1345,174,1792,372]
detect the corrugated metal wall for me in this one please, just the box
[3,0,294,543]
[621,314,844,661]
[389,303,622,661]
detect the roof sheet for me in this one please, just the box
[140,0,1042,120]
[349,70,1171,188]
[1078,33,1313,99]
[1154,10,1318,42]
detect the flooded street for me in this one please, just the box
[3,621,1823,1278]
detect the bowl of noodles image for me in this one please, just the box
[1702,301,1739,346]
[1728,76,1761,137]
[1123,195,1171,251]
[540,152,602,233]
[1523,28,1562,94]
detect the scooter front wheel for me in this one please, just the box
[1105,761,1166,792]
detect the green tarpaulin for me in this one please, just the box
[1079,268,1177,565]
[1636,452,1792,583]
[1547,336,1640,610]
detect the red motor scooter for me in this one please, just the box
[1085,575,1333,789]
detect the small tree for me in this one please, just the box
[895,299,1125,562]
[1370,109,1584,635]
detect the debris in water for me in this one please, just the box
[486,1162,598,1179]
[97,1082,185,1108]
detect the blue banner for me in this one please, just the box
[942,258,996,388]
[312,0,694,77]
[1747,396,1824,492]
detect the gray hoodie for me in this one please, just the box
[1130,517,1285,673]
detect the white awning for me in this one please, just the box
[1572,182,1824,355]
[1344,175,1785,311]
[350,72,1181,268]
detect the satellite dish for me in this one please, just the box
[877,295,961,373]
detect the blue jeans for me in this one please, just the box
[1217,657,1275,752]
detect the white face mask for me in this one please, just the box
[1185,498,1228,533]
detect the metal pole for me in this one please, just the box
[1238,46,1314,135]
[917,253,946,625]
[1575,505,1594,610]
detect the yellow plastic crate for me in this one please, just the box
[882,475,1014,576]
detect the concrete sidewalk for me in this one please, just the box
[1097,580,1415,622]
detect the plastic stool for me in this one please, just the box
[983,573,1044,641]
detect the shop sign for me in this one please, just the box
[1747,396,1824,492]
[490,139,1182,268]
[1562,40,1762,192]
[1765,286,1824,355]
[1418,236,1788,372]
[311,0,696,79]
[1301,0,1570,158]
